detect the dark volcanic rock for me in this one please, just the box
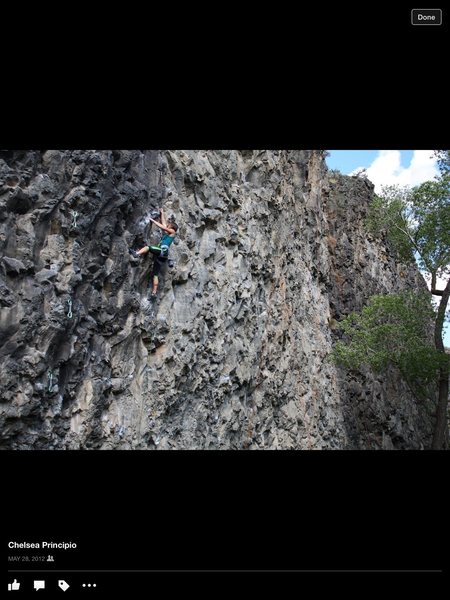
[0,150,434,449]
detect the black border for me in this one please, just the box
[3,451,448,575]
[2,4,447,148]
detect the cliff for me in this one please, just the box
[0,150,433,449]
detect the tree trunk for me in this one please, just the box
[431,277,450,449]
[432,369,449,449]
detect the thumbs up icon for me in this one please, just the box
[8,579,20,591]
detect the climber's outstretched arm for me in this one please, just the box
[150,218,175,234]
[160,208,167,228]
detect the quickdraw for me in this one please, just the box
[47,371,54,393]
[71,210,78,228]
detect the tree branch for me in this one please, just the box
[435,277,450,352]
[431,271,445,295]
[390,221,434,272]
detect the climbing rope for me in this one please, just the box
[67,297,73,319]
[47,371,54,393]
[70,210,78,228]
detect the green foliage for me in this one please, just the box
[366,170,450,279]
[411,177,450,278]
[366,187,416,265]
[331,292,449,399]
[434,150,450,175]
[336,153,449,441]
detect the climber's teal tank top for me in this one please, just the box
[160,234,175,248]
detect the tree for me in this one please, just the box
[333,152,450,448]
[435,149,450,175]
[332,291,446,404]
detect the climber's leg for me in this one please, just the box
[150,256,162,298]
[129,245,149,258]
[129,245,161,258]
[150,255,167,299]
[147,245,163,256]
[151,275,158,297]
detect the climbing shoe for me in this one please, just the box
[128,248,139,258]
[149,292,157,301]
[168,259,174,268]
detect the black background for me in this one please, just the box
[3,451,448,571]
[2,2,448,148]
[1,2,448,593]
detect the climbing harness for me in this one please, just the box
[160,244,169,257]
[70,210,78,228]
[67,297,73,319]
[47,371,54,393]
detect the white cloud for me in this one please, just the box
[423,272,449,297]
[350,150,439,193]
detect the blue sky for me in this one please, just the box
[326,150,437,193]
[325,150,448,347]
[327,150,413,175]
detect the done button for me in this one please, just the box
[411,8,442,25]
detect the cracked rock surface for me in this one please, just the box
[0,150,433,448]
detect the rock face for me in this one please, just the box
[0,150,433,449]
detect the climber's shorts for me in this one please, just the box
[152,256,168,278]
[147,246,168,278]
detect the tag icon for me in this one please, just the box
[58,580,70,592]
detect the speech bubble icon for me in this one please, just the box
[34,580,45,590]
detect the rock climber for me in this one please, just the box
[129,208,178,298]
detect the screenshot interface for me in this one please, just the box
[1,5,448,594]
